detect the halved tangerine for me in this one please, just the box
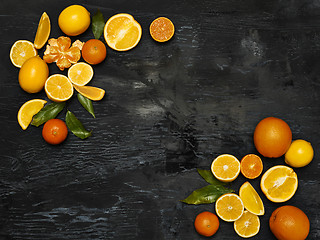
[150,17,175,42]
[240,154,263,179]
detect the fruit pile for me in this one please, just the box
[183,117,313,239]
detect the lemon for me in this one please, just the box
[18,99,47,130]
[58,5,90,36]
[18,56,49,93]
[285,139,314,168]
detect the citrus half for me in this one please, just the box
[240,154,263,179]
[45,74,74,102]
[150,17,175,42]
[234,210,260,238]
[68,62,93,86]
[215,193,244,222]
[211,154,240,182]
[10,40,37,68]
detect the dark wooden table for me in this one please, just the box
[1,0,319,239]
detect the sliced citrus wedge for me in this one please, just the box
[234,210,260,238]
[73,85,105,101]
[211,154,240,182]
[34,12,51,49]
[215,193,244,222]
[17,99,47,130]
[260,165,298,202]
[10,40,37,68]
[104,13,142,51]
[150,17,175,42]
[45,74,74,102]
[239,182,264,216]
[68,62,93,86]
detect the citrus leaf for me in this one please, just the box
[197,169,226,185]
[31,102,65,127]
[92,9,105,39]
[180,184,234,205]
[65,111,92,139]
[77,93,95,118]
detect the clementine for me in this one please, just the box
[82,39,107,65]
[254,117,292,158]
[42,119,68,145]
[194,211,219,237]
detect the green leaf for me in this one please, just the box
[65,111,92,139]
[31,102,66,127]
[92,9,105,39]
[197,169,226,185]
[77,93,95,118]
[180,184,234,205]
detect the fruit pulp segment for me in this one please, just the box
[240,183,264,215]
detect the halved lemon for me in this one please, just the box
[73,85,105,101]
[215,193,244,222]
[10,40,37,68]
[239,182,264,216]
[17,99,47,130]
[104,13,142,51]
[68,62,93,86]
[45,74,74,102]
[211,154,240,182]
[234,210,260,238]
[260,165,298,202]
[34,12,51,49]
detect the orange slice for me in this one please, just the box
[45,74,74,102]
[234,210,260,238]
[10,40,37,68]
[34,12,51,49]
[211,154,240,182]
[104,13,142,51]
[239,182,264,216]
[240,154,263,179]
[68,62,93,86]
[260,165,298,202]
[215,193,244,222]
[73,85,105,101]
[17,99,47,130]
[150,17,175,42]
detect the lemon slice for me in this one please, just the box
[45,74,74,102]
[10,40,37,68]
[17,99,47,130]
[34,12,51,49]
[211,154,240,182]
[68,62,93,86]
[73,84,105,101]
[239,182,264,216]
[215,193,244,222]
[234,210,260,238]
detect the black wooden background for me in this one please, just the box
[0,0,319,239]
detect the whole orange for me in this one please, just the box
[269,205,310,240]
[253,117,292,158]
[82,39,107,65]
[42,119,68,145]
[194,211,219,237]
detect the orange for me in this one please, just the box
[104,13,142,51]
[34,12,51,49]
[211,154,240,182]
[269,205,310,240]
[254,117,292,158]
[10,40,37,68]
[239,182,264,216]
[234,210,260,238]
[44,74,74,102]
[42,119,68,145]
[17,99,47,130]
[285,139,314,168]
[68,62,94,86]
[260,165,298,203]
[73,85,105,101]
[240,154,263,179]
[215,193,244,222]
[194,211,219,237]
[82,39,107,65]
[150,17,175,42]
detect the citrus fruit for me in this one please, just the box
[149,17,175,42]
[215,193,244,222]
[73,85,105,101]
[104,13,142,51]
[211,154,240,182]
[269,205,310,240]
[234,210,260,238]
[82,39,107,65]
[58,5,90,36]
[34,12,51,49]
[42,119,68,145]
[285,139,314,168]
[68,62,93,86]
[17,99,47,130]
[10,40,37,68]
[260,165,298,202]
[44,74,74,102]
[239,181,264,216]
[240,154,263,179]
[194,211,219,237]
[254,117,292,158]
[18,56,49,93]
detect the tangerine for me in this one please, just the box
[194,211,219,237]
[149,17,175,42]
[254,117,292,158]
[240,154,263,179]
[42,119,68,145]
[82,39,107,65]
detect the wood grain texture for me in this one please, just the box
[0,0,319,239]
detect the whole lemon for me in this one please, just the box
[285,139,314,168]
[58,5,90,36]
[18,56,49,93]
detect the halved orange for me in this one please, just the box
[234,210,260,238]
[215,193,244,222]
[240,154,263,179]
[239,182,264,216]
[150,17,175,42]
[34,12,51,49]
[10,40,37,68]
[260,165,298,202]
[73,85,105,101]
[68,62,93,86]
[211,154,240,182]
[45,74,74,102]
[104,13,142,51]
[17,99,47,130]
